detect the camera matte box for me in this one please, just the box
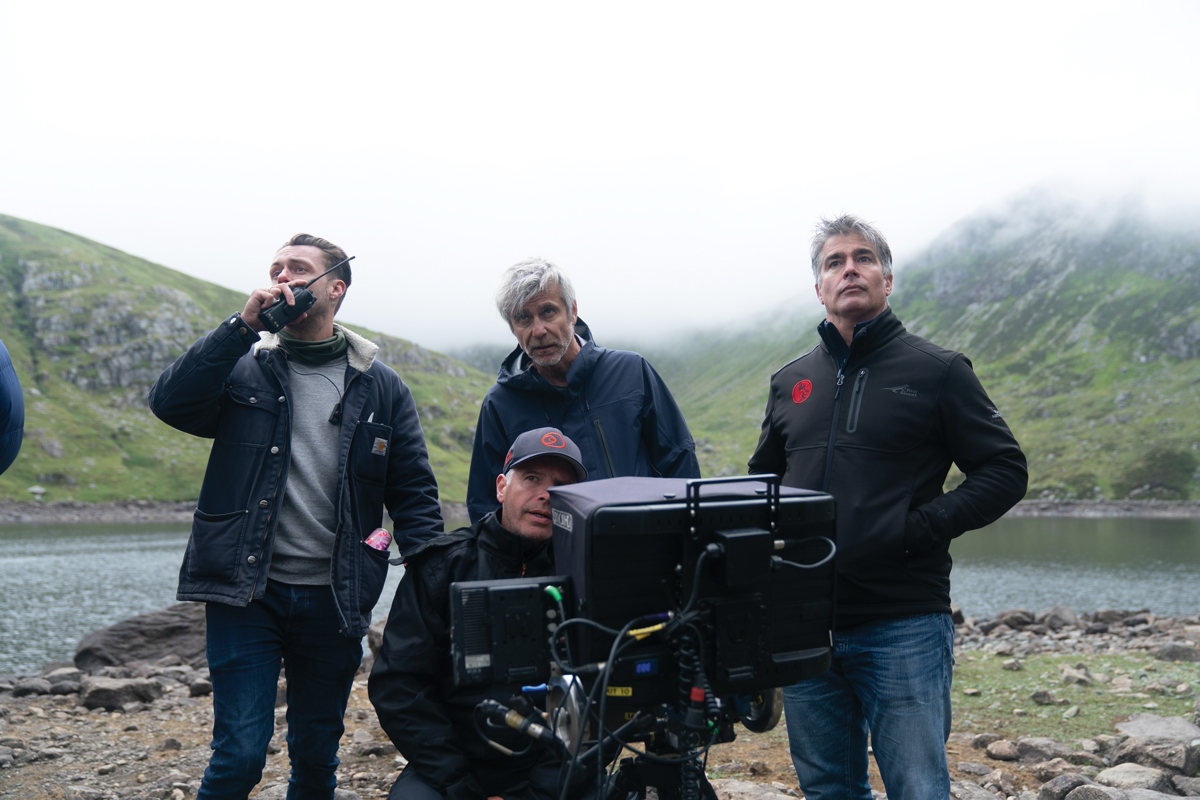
[550,477,836,695]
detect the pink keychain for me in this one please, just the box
[365,528,392,551]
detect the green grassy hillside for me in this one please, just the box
[0,214,489,505]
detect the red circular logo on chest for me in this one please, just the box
[792,380,812,404]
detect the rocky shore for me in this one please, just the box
[3,604,1200,800]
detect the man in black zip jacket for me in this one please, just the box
[466,258,700,523]
[748,215,1027,800]
[370,427,588,800]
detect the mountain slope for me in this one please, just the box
[0,214,490,505]
[648,195,1200,500]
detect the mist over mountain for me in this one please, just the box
[0,215,489,505]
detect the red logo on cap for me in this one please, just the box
[504,448,513,466]
[792,380,812,404]
[541,432,565,448]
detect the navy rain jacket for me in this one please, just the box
[466,321,701,522]
[0,337,23,475]
[149,315,443,638]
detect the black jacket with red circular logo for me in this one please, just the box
[749,309,1027,627]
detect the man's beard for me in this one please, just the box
[525,334,571,367]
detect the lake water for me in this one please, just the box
[1,516,1199,675]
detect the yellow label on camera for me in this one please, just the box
[606,686,633,697]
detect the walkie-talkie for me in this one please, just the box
[258,256,355,333]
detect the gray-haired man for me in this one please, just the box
[466,258,700,522]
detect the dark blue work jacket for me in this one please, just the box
[466,320,700,522]
[148,315,443,638]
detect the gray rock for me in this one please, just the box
[189,678,213,697]
[75,602,207,673]
[999,608,1037,628]
[708,781,794,800]
[51,680,81,695]
[982,768,1016,796]
[1095,763,1175,794]
[1064,788,1127,799]
[79,676,164,710]
[1062,668,1093,686]
[988,740,1021,761]
[0,737,26,749]
[1033,689,1059,705]
[1112,736,1199,774]
[63,789,106,800]
[956,761,994,776]
[1153,643,1200,662]
[1040,606,1080,630]
[1173,775,1200,795]
[1039,773,1095,800]
[1034,758,1086,781]
[45,667,85,684]
[1115,713,1200,743]
[950,780,1002,799]
[971,733,1003,749]
[1019,738,1078,762]
[12,678,53,696]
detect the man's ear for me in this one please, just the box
[495,472,508,504]
[569,300,578,325]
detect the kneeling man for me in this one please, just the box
[370,428,587,800]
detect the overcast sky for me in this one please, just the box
[2,2,1198,350]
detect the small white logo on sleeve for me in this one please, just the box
[552,508,573,532]
[372,438,388,456]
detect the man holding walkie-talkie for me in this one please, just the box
[150,234,443,800]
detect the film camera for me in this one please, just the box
[449,475,836,800]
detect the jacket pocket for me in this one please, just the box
[351,421,394,486]
[358,540,391,614]
[216,385,281,447]
[185,508,249,582]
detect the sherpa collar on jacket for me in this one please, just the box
[251,322,378,373]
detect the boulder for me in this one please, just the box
[956,761,993,776]
[1094,763,1175,794]
[1173,775,1200,795]
[971,733,1003,749]
[1039,773,1094,800]
[1063,788,1126,799]
[1094,609,1147,625]
[1112,736,1199,775]
[75,602,207,673]
[988,740,1021,761]
[1019,738,1078,762]
[1032,690,1059,705]
[950,781,1003,799]
[50,680,81,695]
[44,667,84,684]
[79,676,164,710]
[12,678,52,696]
[189,678,213,697]
[1115,713,1200,743]
[1152,643,1200,663]
[369,617,388,657]
[1039,606,1080,630]
[998,608,1036,628]
[1034,758,1086,782]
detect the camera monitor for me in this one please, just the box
[550,476,836,699]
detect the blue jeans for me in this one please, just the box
[782,613,954,800]
[198,580,363,800]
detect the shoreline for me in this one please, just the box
[0,500,470,525]
[1,498,1199,525]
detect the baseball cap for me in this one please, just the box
[502,427,587,482]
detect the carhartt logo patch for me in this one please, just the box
[372,438,388,456]
[792,380,812,404]
[882,384,919,397]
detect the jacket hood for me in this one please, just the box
[252,322,378,373]
[496,318,597,390]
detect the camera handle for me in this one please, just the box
[684,473,781,539]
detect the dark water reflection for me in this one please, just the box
[2,517,1199,674]
[949,516,1200,619]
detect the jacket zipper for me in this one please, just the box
[846,368,869,434]
[821,367,846,493]
[593,419,618,478]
